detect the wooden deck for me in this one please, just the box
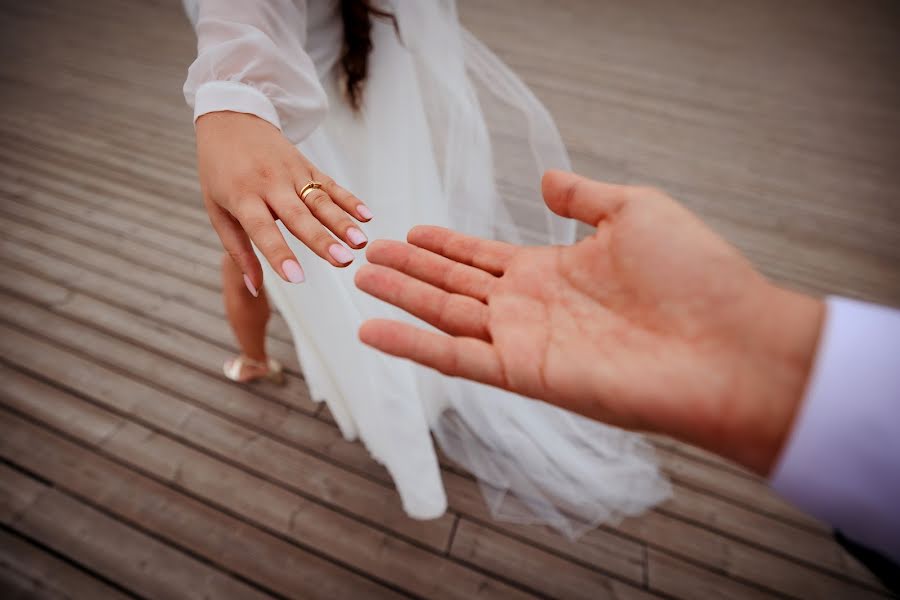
[1,0,898,598]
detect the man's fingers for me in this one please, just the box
[232,197,305,283]
[366,240,496,301]
[406,226,515,276]
[541,169,630,226]
[355,264,490,339]
[205,197,263,291]
[359,319,505,389]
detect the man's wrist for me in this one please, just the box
[728,285,825,474]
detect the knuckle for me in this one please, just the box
[312,231,335,249]
[243,217,271,236]
[224,249,246,267]
[335,217,355,233]
[256,236,284,254]
[208,192,235,215]
[304,190,331,211]
[280,202,309,223]
[230,197,258,222]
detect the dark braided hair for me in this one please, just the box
[339,0,397,111]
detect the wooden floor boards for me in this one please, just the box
[1,0,897,597]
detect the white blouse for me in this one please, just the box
[182,0,344,144]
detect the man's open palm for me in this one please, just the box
[355,171,822,473]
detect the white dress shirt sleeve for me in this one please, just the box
[770,297,900,562]
[181,0,328,144]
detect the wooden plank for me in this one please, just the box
[450,519,654,600]
[647,549,774,600]
[0,104,199,182]
[0,384,402,600]
[0,76,199,162]
[0,99,192,190]
[457,0,900,305]
[0,189,219,293]
[0,181,220,290]
[0,260,308,411]
[0,251,380,489]
[0,105,199,187]
[656,447,825,532]
[0,286,651,591]
[648,433,763,481]
[0,214,223,319]
[0,565,68,600]
[4,358,527,598]
[0,115,203,226]
[279,375,880,591]
[653,485,878,587]
[0,528,133,600]
[0,205,296,343]
[0,116,188,206]
[0,112,198,204]
[0,308,454,552]
[0,460,269,600]
[0,161,221,266]
[0,163,198,255]
[324,402,873,593]
[0,233,297,368]
[0,211,296,348]
[323,402,884,595]
[617,509,884,598]
[0,463,49,524]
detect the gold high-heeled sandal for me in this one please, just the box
[223,355,285,385]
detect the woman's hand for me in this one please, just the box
[355,170,824,475]
[195,111,372,293]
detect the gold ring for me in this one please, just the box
[299,181,323,202]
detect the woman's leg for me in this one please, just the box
[221,253,272,380]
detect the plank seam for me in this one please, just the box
[0,521,145,600]
[0,402,419,600]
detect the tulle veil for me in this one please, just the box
[388,0,670,538]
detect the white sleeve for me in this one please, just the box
[181,0,328,144]
[769,297,900,562]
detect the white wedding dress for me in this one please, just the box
[183,0,670,538]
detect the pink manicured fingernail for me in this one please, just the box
[347,227,367,246]
[328,243,354,264]
[243,274,259,297]
[281,259,305,283]
[357,205,373,220]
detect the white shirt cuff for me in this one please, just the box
[193,81,282,132]
[769,297,900,562]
